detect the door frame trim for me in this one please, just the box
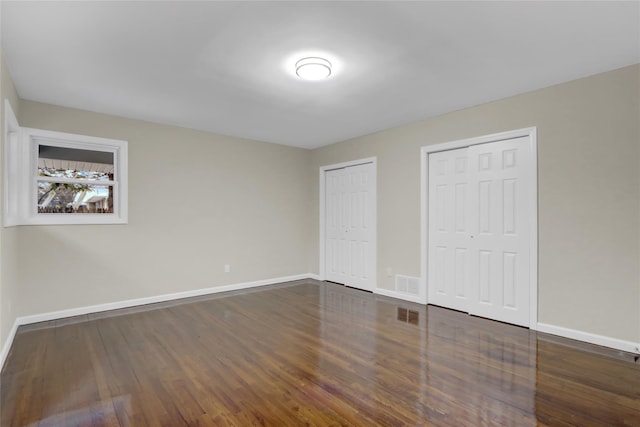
[420,127,538,328]
[319,157,377,291]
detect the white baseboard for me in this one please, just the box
[4,276,637,371]
[1,273,318,370]
[0,318,20,372]
[537,322,640,355]
[374,287,427,304]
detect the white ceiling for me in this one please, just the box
[2,1,639,149]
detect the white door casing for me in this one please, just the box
[321,159,376,292]
[422,128,538,328]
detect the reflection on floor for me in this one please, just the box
[2,280,638,426]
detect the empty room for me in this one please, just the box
[0,1,639,426]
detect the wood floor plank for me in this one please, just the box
[2,280,639,426]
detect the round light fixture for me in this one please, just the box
[295,57,332,80]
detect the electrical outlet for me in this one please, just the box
[224,264,231,273]
[386,267,393,277]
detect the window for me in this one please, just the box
[4,101,128,226]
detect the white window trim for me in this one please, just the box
[3,100,20,227]
[3,100,128,226]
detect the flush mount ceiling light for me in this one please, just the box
[295,57,332,80]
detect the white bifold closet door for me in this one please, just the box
[428,137,531,327]
[325,163,375,292]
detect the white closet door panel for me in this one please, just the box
[325,163,375,291]
[325,169,343,283]
[428,147,471,313]
[346,163,375,290]
[468,137,530,326]
[428,136,531,327]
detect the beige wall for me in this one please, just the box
[0,52,21,348]
[16,101,313,317]
[310,65,640,343]
[2,62,638,352]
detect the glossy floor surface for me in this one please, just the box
[2,280,639,426]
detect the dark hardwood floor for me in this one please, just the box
[1,280,639,426]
